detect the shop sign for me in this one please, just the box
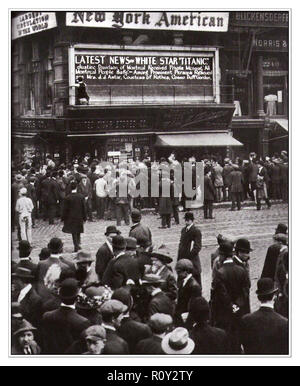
[12,12,57,40]
[66,11,228,32]
[230,11,289,27]
[74,53,213,84]
[254,37,288,52]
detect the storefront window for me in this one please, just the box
[263,75,287,116]
[226,71,252,116]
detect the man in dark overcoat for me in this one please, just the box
[158,171,173,228]
[95,225,121,283]
[177,211,202,286]
[240,278,288,354]
[102,235,141,290]
[129,209,152,244]
[210,241,250,353]
[174,259,202,328]
[62,181,87,252]
[227,164,244,211]
[189,296,229,354]
[77,175,93,222]
[48,171,61,224]
[203,166,216,219]
[42,278,91,354]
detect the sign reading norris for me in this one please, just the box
[66,11,228,32]
[12,12,57,40]
[75,53,213,84]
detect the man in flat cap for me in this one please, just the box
[177,211,202,287]
[135,313,173,355]
[95,226,121,282]
[261,223,288,280]
[99,299,129,354]
[82,325,107,355]
[240,278,288,354]
[174,259,202,328]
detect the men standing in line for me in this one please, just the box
[62,181,87,252]
[177,212,202,286]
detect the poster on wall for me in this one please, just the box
[12,12,57,40]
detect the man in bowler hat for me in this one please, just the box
[42,278,91,354]
[177,211,202,286]
[95,225,121,282]
[129,209,152,245]
[240,278,288,354]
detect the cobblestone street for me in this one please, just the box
[11,202,288,311]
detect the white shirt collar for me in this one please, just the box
[182,273,193,287]
[61,303,76,309]
[151,288,162,297]
[102,323,116,331]
[223,258,234,264]
[115,251,126,260]
[50,254,61,259]
[260,302,274,310]
[19,257,30,261]
[155,265,165,276]
[186,224,193,231]
[18,284,32,303]
[105,239,114,254]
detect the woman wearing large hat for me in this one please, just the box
[147,245,177,302]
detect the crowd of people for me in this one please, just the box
[11,149,289,355]
[11,205,288,355]
[12,150,288,247]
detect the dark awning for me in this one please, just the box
[155,132,243,147]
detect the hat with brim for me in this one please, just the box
[140,273,165,285]
[112,235,127,250]
[149,244,173,265]
[105,226,121,236]
[13,319,36,337]
[256,278,278,296]
[59,278,80,300]
[84,325,106,341]
[12,267,34,280]
[74,251,94,264]
[235,238,253,253]
[161,327,195,355]
[15,174,23,182]
[273,233,288,244]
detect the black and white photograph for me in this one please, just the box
[8,7,292,364]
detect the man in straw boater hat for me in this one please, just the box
[42,278,91,354]
[147,244,177,302]
[161,327,195,355]
[11,319,41,355]
[240,278,288,354]
[95,225,121,282]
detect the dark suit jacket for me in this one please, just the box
[40,177,51,203]
[26,183,37,206]
[129,223,152,245]
[102,252,141,290]
[240,307,288,354]
[135,335,164,355]
[211,261,250,330]
[77,179,93,199]
[17,258,38,278]
[11,341,41,355]
[204,175,216,201]
[62,192,86,234]
[117,317,152,354]
[175,276,202,326]
[95,242,114,282]
[102,328,129,355]
[248,161,259,183]
[48,178,61,205]
[190,322,229,354]
[271,164,281,184]
[261,243,282,280]
[227,170,244,193]
[36,256,74,283]
[19,287,43,329]
[42,306,91,354]
[148,291,174,319]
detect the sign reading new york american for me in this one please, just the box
[66,11,229,32]
[12,12,57,40]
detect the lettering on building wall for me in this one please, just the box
[231,11,289,27]
[66,11,229,32]
[12,12,57,40]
